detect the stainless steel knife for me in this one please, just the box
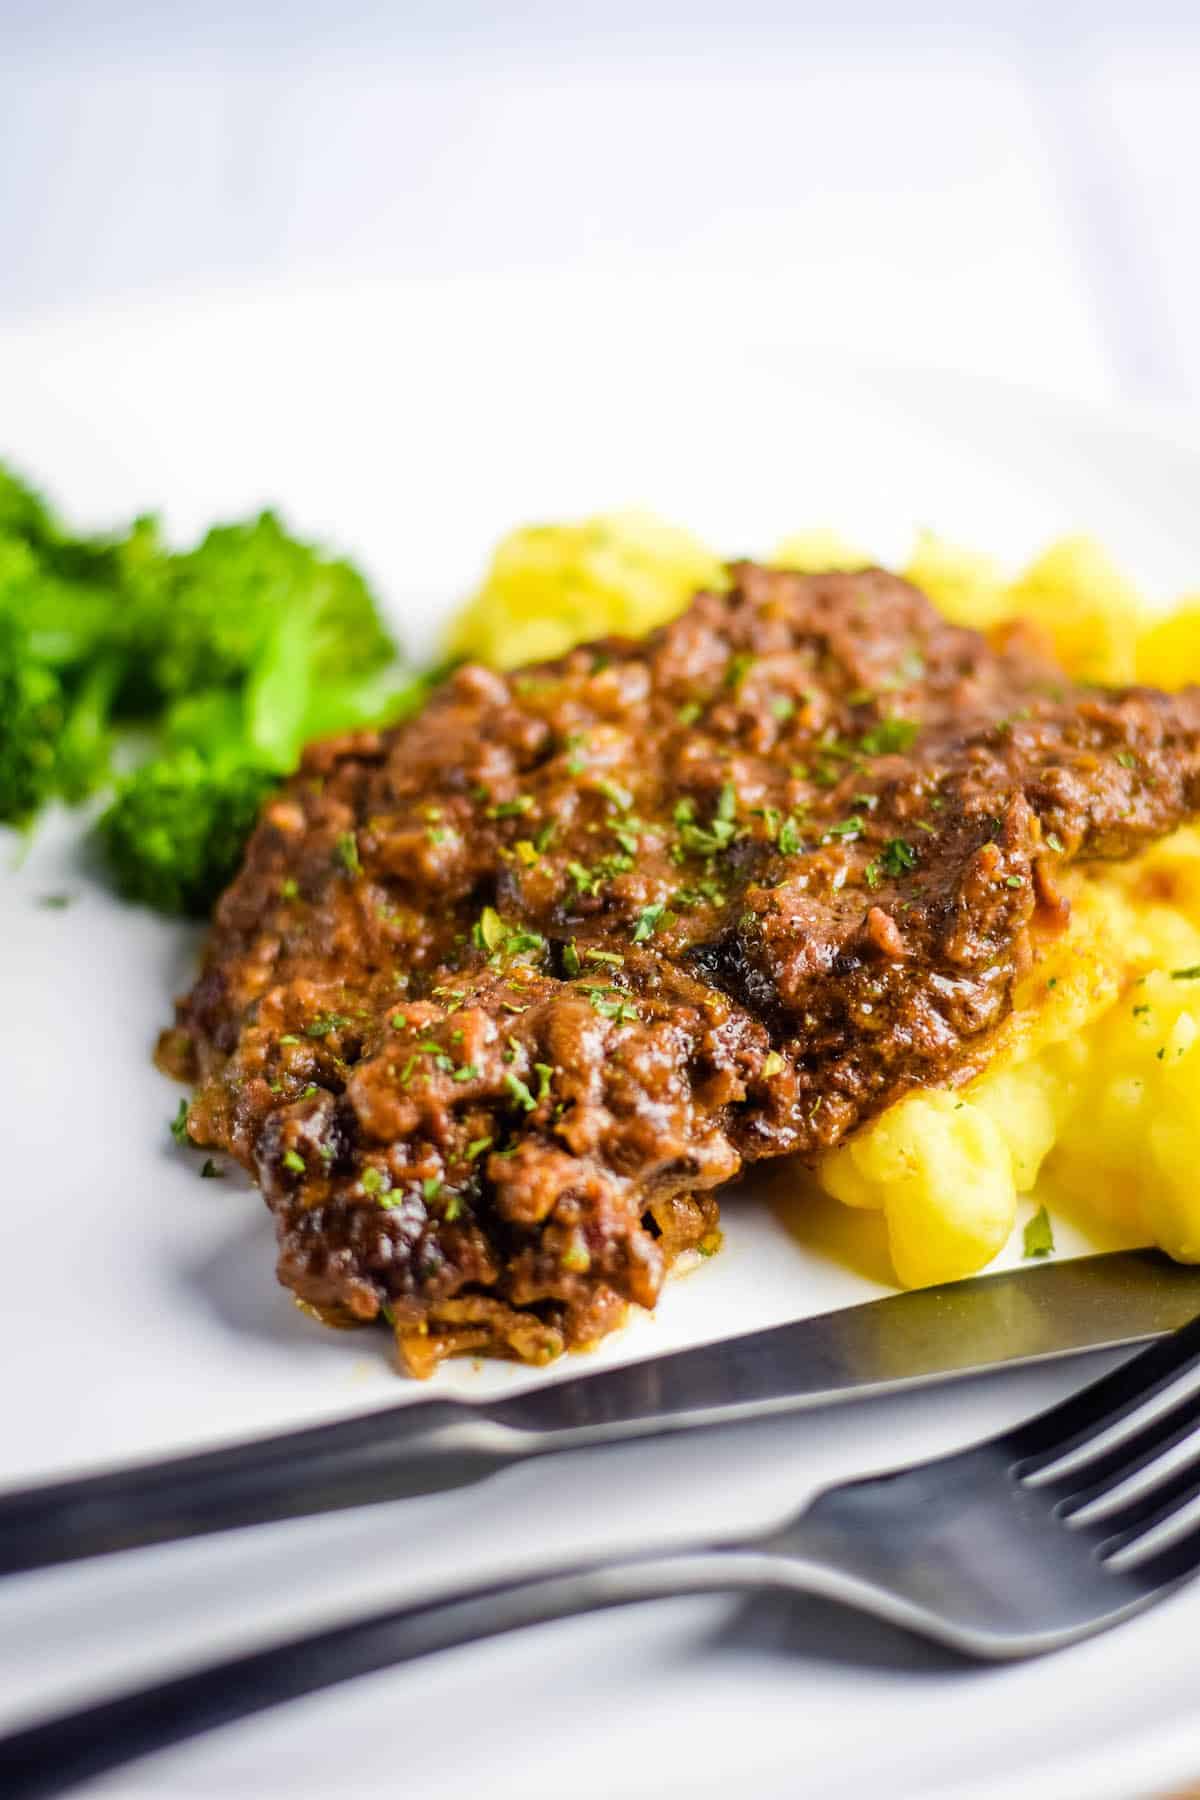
[4,1248,1199,1576]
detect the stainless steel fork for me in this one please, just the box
[7,1316,1200,1800]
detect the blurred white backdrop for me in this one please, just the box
[2,1,1199,408]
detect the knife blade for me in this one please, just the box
[3,1248,1199,1576]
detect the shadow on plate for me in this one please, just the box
[181,1213,370,1359]
[704,1585,971,1678]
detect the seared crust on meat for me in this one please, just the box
[164,564,1200,1370]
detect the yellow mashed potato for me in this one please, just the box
[448,517,1200,1288]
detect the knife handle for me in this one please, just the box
[0,1401,524,1577]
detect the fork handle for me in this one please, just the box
[0,1548,778,1799]
[0,1402,524,1577]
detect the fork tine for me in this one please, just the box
[1008,1313,1200,1472]
[1046,1384,1200,1513]
[1092,1454,1200,1557]
[1112,1513,1200,1592]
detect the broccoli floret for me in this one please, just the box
[0,463,60,553]
[132,511,397,703]
[0,459,428,916]
[99,752,279,917]
[0,612,67,822]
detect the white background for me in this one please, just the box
[3,1,1200,410]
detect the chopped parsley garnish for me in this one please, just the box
[777,815,805,856]
[390,1013,407,1029]
[1023,1205,1055,1259]
[725,651,755,692]
[824,813,866,842]
[585,985,639,1024]
[584,947,624,966]
[679,790,738,857]
[452,1064,480,1083]
[361,1166,389,1195]
[37,892,73,909]
[564,732,589,775]
[1116,750,1138,769]
[422,1176,443,1201]
[1132,1003,1151,1016]
[443,1193,463,1222]
[677,701,702,726]
[562,940,581,976]
[881,837,918,875]
[1005,875,1025,889]
[864,836,916,886]
[170,1099,190,1144]
[473,906,546,961]
[200,1158,223,1179]
[466,1135,493,1161]
[305,1012,351,1038]
[504,1070,537,1111]
[1171,965,1200,980]
[474,905,505,951]
[613,822,641,856]
[859,716,919,756]
[568,860,603,896]
[1044,832,1064,853]
[282,1149,306,1174]
[334,831,362,876]
[632,902,667,943]
[280,877,299,898]
[770,696,795,722]
[487,794,534,819]
[534,1062,554,1102]
[596,776,633,812]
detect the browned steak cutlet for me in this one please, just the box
[163,564,1200,1372]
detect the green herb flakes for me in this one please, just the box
[305,1012,351,1038]
[881,838,918,877]
[170,1099,190,1144]
[282,1149,306,1174]
[1023,1205,1055,1259]
[632,902,667,943]
[725,651,755,692]
[504,1070,537,1111]
[335,831,362,876]
[859,716,918,756]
